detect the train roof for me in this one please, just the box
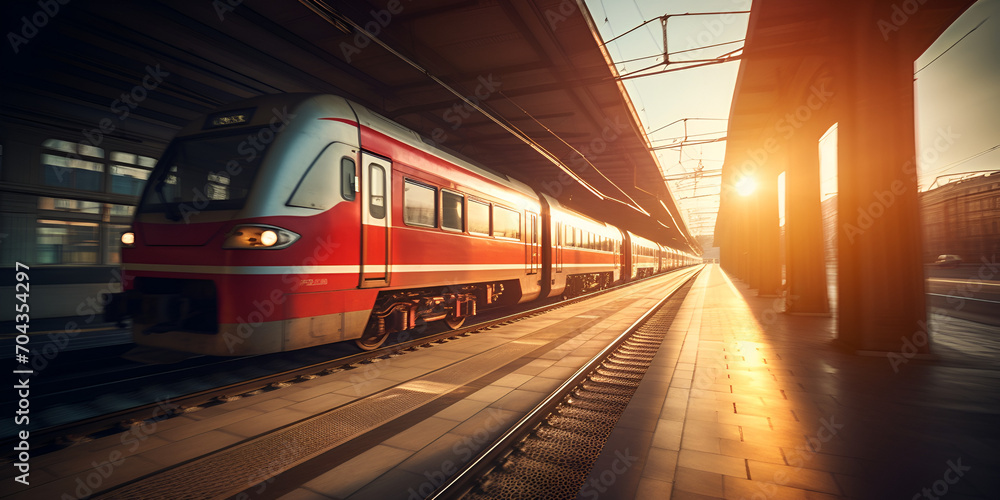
[541,193,623,238]
[347,99,539,201]
[175,93,542,203]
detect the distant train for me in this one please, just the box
[105,94,698,355]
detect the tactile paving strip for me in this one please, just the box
[467,279,693,500]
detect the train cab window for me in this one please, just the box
[289,145,344,210]
[139,134,262,216]
[370,165,387,219]
[341,158,356,201]
[468,199,490,235]
[403,179,436,227]
[442,190,464,231]
[493,206,520,239]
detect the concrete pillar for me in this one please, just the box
[757,169,783,297]
[737,199,751,281]
[784,137,830,315]
[747,192,762,290]
[835,11,927,352]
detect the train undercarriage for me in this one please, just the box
[357,281,511,349]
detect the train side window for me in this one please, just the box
[493,205,520,239]
[370,164,387,219]
[468,199,490,235]
[403,179,436,227]
[341,157,356,201]
[442,190,464,231]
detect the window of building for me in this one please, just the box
[42,152,104,192]
[404,180,436,227]
[14,140,158,267]
[36,219,100,265]
[110,151,156,196]
[469,199,490,235]
[38,197,101,214]
[442,190,464,231]
[106,223,131,264]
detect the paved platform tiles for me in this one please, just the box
[0,268,699,500]
[590,264,1000,500]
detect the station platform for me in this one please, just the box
[1,268,697,500]
[3,265,997,500]
[590,264,1000,500]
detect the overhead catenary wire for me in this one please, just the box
[299,0,653,217]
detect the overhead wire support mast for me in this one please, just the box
[608,10,750,81]
[300,0,651,216]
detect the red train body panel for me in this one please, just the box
[106,94,699,355]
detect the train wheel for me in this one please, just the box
[445,315,466,329]
[356,329,388,350]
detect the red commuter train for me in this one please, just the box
[106,94,699,355]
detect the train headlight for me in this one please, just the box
[121,232,135,247]
[223,225,300,249]
[260,230,278,247]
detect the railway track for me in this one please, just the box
[0,269,698,462]
[431,271,697,499]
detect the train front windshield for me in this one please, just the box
[138,133,268,219]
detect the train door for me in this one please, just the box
[555,221,563,273]
[360,152,391,288]
[526,212,539,274]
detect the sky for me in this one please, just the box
[585,0,751,237]
[585,0,1000,236]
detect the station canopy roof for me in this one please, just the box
[0,0,698,251]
